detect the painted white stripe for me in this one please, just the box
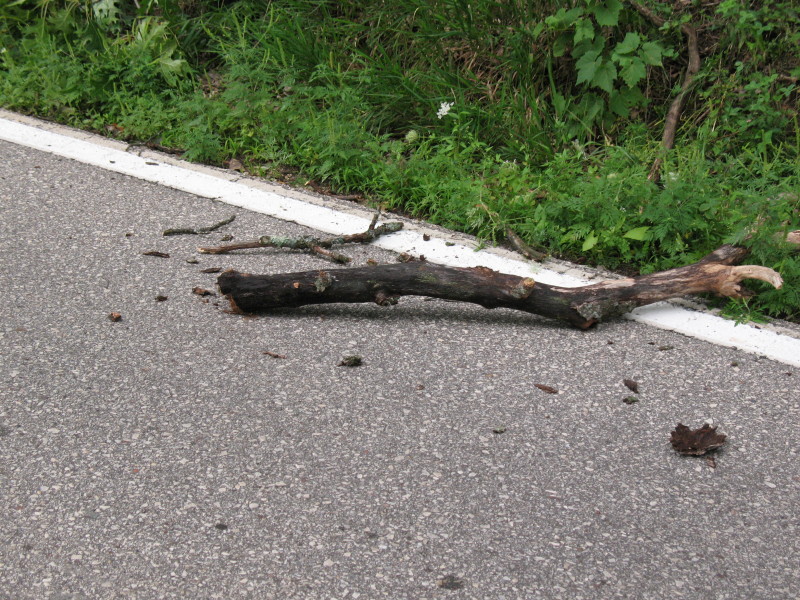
[2,114,798,366]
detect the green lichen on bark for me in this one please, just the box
[415,272,439,285]
[575,299,637,322]
[314,271,333,292]
[510,277,536,299]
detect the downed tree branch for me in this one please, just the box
[163,214,237,236]
[216,243,788,329]
[197,220,404,264]
[629,2,701,183]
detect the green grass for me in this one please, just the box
[1,0,798,321]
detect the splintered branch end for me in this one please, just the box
[718,265,783,297]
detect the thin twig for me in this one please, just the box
[505,227,548,262]
[629,1,701,184]
[476,202,547,261]
[163,214,237,236]
[197,219,404,263]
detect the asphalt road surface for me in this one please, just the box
[1,137,798,599]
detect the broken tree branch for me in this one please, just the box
[197,221,403,264]
[216,241,790,329]
[629,1,701,183]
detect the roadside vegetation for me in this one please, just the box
[2,0,798,321]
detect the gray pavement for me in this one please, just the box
[1,138,798,599]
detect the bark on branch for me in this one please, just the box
[216,242,790,329]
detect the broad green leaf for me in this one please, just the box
[620,58,646,88]
[571,36,604,59]
[545,6,584,29]
[639,41,663,65]
[624,226,650,241]
[576,93,604,122]
[609,87,645,116]
[614,32,641,55]
[582,233,599,252]
[592,0,622,27]
[573,18,595,44]
[608,90,630,116]
[591,60,617,93]
[575,50,601,85]
[553,33,569,57]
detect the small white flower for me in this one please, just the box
[437,101,454,119]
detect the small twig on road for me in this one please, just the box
[163,214,237,236]
[197,219,404,264]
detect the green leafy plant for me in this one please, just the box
[545,0,671,140]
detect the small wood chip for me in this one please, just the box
[108,312,122,322]
[622,396,638,405]
[155,295,168,302]
[338,355,363,367]
[143,251,170,258]
[192,287,215,297]
[437,575,464,590]
[534,383,558,394]
[201,267,222,273]
[262,351,287,359]
[623,378,639,393]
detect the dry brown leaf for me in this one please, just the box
[670,423,726,456]
[227,158,245,172]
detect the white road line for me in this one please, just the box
[2,113,798,366]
